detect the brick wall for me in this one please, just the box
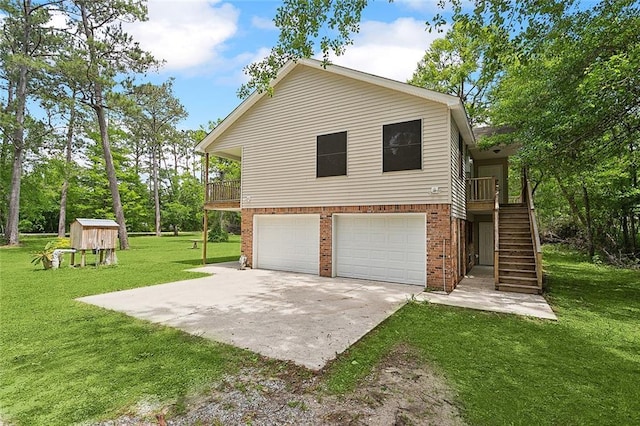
[241,204,462,291]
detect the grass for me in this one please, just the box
[323,245,640,425]
[0,234,252,425]
[1,239,639,425]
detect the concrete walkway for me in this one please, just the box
[77,263,417,370]
[416,266,558,320]
[77,264,556,371]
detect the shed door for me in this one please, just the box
[334,214,426,286]
[254,214,319,275]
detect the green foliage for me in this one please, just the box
[208,214,229,243]
[487,0,640,257]
[239,0,369,98]
[162,173,204,234]
[408,22,498,125]
[71,138,153,233]
[30,237,71,269]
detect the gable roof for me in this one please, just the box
[196,58,475,153]
[73,218,119,228]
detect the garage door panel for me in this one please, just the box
[255,215,319,275]
[335,214,426,286]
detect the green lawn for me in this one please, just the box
[1,239,639,425]
[324,245,640,425]
[0,234,252,425]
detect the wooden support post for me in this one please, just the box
[70,251,75,266]
[203,153,209,265]
[81,250,86,267]
[99,249,104,265]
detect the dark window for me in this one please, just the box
[383,119,422,172]
[317,131,347,177]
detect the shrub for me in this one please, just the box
[30,238,72,269]
[208,220,229,243]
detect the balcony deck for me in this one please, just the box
[205,180,240,211]
[467,177,497,213]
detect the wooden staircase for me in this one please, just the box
[497,204,541,294]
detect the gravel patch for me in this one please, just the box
[95,346,465,426]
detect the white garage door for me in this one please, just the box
[254,214,319,274]
[335,214,426,286]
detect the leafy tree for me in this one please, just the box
[0,0,59,244]
[161,173,203,235]
[488,0,640,258]
[240,0,579,96]
[59,0,156,249]
[409,22,499,125]
[71,130,151,233]
[239,0,369,98]
[128,79,187,236]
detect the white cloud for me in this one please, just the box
[214,47,272,86]
[323,18,446,82]
[44,9,69,30]
[251,16,276,31]
[125,0,239,71]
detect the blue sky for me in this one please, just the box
[123,0,454,130]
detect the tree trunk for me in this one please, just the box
[58,98,77,237]
[152,144,161,237]
[5,62,28,246]
[6,141,24,245]
[582,183,595,258]
[622,214,629,253]
[630,141,638,255]
[4,0,33,246]
[79,2,129,249]
[555,174,588,229]
[95,103,129,249]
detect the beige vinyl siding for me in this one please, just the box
[450,120,467,219]
[210,65,451,208]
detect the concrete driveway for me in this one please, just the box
[77,263,418,370]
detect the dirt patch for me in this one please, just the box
[98,346,465,425]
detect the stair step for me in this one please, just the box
[499,262,536,270]
[500,251,535,258]
[499,275,538,284]
[497,283,540,294]
[502,245,533,251]
[500,248,534,253]
[500,255,536,261]
[499,269,538,278]
[500,236,532,242]
[500,242,534,247]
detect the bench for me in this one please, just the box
[189,239,202,249]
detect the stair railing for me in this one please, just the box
[493,181,500,287]
[523,175,543,291]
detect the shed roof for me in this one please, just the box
[195,58,475,153]
[73,218,119,228]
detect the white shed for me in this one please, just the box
[69,218,119,266]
